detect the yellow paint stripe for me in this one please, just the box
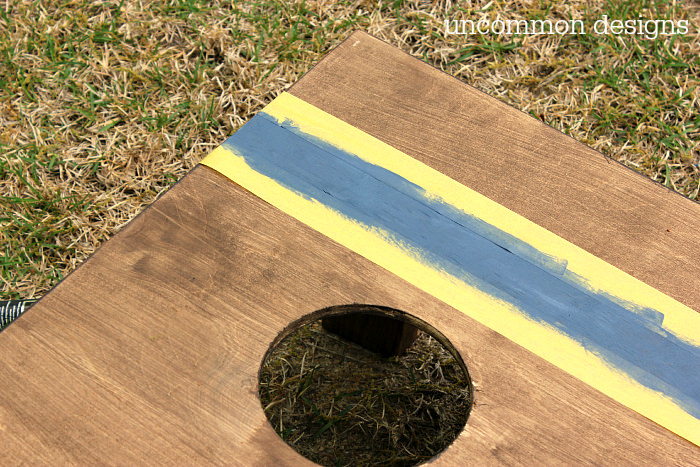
[264,92,700,347]
[202,92,700,446]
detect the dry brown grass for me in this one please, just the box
[1,0,698,299]
[259,320,472,466]
[1,2,699,464]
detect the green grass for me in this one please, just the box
[1,1,698,464]
[259,319,471,467]
[1,0,697,297]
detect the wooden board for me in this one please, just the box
[1,31,698,464]
[289,33,700,313]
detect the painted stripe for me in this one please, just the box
[202,92,700,446]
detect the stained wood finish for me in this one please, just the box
[290,31,700,313]
[1,31,698,464]
[2,167,697,464]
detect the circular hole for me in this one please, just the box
[258,304,473,466]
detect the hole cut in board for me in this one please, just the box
[258,304,473,466]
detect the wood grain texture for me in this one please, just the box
[1,166,698,464]
[200,91,700,441]
[1,31,698,464]
[290,31,700,314]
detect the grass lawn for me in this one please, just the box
[0,0,698,465]
[1,0,697,299]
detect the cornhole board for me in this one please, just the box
[1,31,699,464]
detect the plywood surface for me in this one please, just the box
[290,31,700,313]
[1,167,697,464]
[201,90,700,443]
[1,31,698,464]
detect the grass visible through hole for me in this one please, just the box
[259,321,472,467]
